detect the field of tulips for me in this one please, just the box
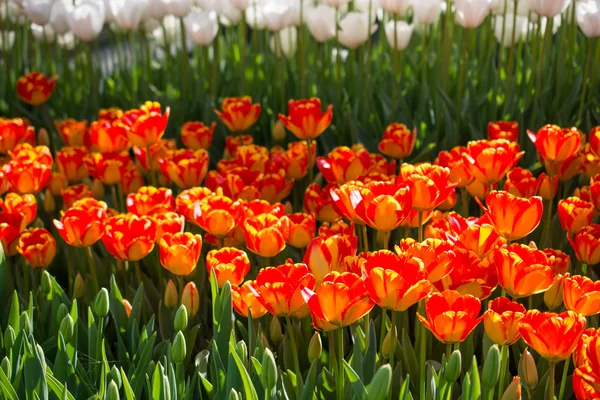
[2,0,600,400]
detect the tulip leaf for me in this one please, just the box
[366,364,392,400]
[401,329,419,390]
[301,361,317,400]
[0,362,18,400]
[343,360,367,400]
[44,367,76,400]
[469,356,481,400]
[8,292,20,332]
[120,367,136,400]
[363,320,377,384]
[129,332,157,398]
[398,376,413,400]
[228,342,259,400]
[0,246,13,305]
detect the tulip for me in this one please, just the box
[16,72,57,106]
[133,139,176,172]
[385,21,413,51]
[435,247,498,299]
[147,0,168,19]
[488,121,519,142]
[0,118,33,154]
[0,193,37,225]
[69,0,106,42]
[453,223,503,259]
[31,23,56,44]
[338,11,376,49]
[398,163,457,212]
[55,147,89,183]
[102,215,157,261]
[413,0,442,24]
[304,183,344,222]
[0,31,16,50]
[120,103,170,148]
[504,168,538,198]
[0,213,27,256]
[126,186,174,216]
[306,4,336,42]
[278,98,333,142]
[317,146,372,184]
[158,149,209,189]
[478,191,543,241]
[55,118,89,147]
[378,123,416,159]
[193,195,244,238]
[17,228,56,268]
[111,0,147,31]
[484,297,526,346]
[494,244,554,299]
[181,121,216,150]
[573,361,600,399]
[61,184,94,208]
[528,0,570,18]
[89,119,129,153]
[400,238,457,283]
[435,147,473,187]
[243,214,290,258]
[463,139,524,185]
[568,224,600,265]
[3,160,51,194]
[231,281,268,318]
[544,274,565,309]
[536,172,558,200]
[159,232,202,276]
[363,250,433,311]
[417,290,483,343]
[352,181,413,232]
[318,219,355,238]
[251,260,315,318]
[577,0,600,38]
[381,0,411,14]
[302,271,374,331]
[455,0,491,29]
[206,247,250,287]
[287,212,316,248]
[518,310,587,362]
[563,275,600,317]
[528,124,582,164]
[181,282,199,316]
[214,97,261,133]
[558,197,595,234]
[185,10,219,45]
[283,141,315,180]
[23,0,54,26]
[303,234,358,283]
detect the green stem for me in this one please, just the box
[455,28,470,132]
[577,38,593,125]
[286,316,302,399]
[179,17,189,101]
[547,363,556,400]
[299,0,306,97]
[391,13,399,120]
[497,345,509,400]
[361,224,369,252]
[161,22,173,85]
[558,357,570,400]
[335,7,341,86]
[240,12,247,93]
[87,246,99,293]
[307,139,313,183]
[533,16,553,125]
[336,328,344,400]
[418,211,424,242]
[146,146,157,186]
[40,103,57,156]
[379,308,387,360]
[418,300,427,400]
[503,4,518,116]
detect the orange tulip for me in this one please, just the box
[242,199,285,219]
[488,121,519,142]
[329,181,366,224]
[126,186,174,216]
[304,183,343,222]
[363,250,433,311]
[417,290,483,344]
[55,119,89,147]
[159,149,209,189]
[3,160,51,194]
[16,72,57,105]
[318,219,355,238]
[85,151,132,185]
[504,168,538,198]
[283,141,315,180]
[253,260,316,318]
[528,125,582,163]
[563,275,600,317]
[568,224,600,265]
[278,98,333,140]
[9,143,53,166]
[378,123,417,159]
[573,328,599,368]
[0,212,27,256]
[254,171,294,204]
[398,163,457,212]
[287,212,316,248]
[181,121,216,150]
[102,214,156,261]
[17,228,56,268]
[543,248,571,275]
[98,107,123,122]
[435,146,473,187]
[350,181,413,232]
[120,103,170,148]
[61,184,94,208]
[317,146,372,185]
[89,119,130,153]
[302,271,374,331]
[215,96,261,133]
[56,147,89,182]
[450,223,503,259]
[206,247,250,287]
[466,180,495,201]
[581,143,600,179]
[544,150,584,182]
[182,281,200,316]
[399,238,457,283]
[121,166,145,195]
[536,172,559,200]
[224,135,254,158]
[0,192,37,225]
[462,139,524,184]
[573,338,600,400]
[159,232,202,276]
[175,187,214,223]
[194,195,244,238]
[48,172,67,196]
[217,144,270,173]
[303,234,358,283]
[54,206,107,247]
[518,310,587,362]
[558,197,595,234]
[0,118,33,153]
[435,247,498,299]
[493,244,554,299]
[483,297,526,346]
[478,190,543,241]
[231,281,268,318]
[243,214,290,258]
[153,212,185,241]
[133,139,176,172]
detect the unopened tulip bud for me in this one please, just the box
[182,282,199,317]
[20,312,32,336]
[3,327,15,350]
[171,331,187,364]
[123,300,132,318]
[273,120,286,142]
[544,274,564,310]
[38,128,49,147]
[260,332,269,349]
[518,349,538,391]
[261,348,278,391]
[91,179,105,200]
[236,341,248,368]
[43,189,56,213]
[308,332,322,362]
[174,305,188,332]
[270,317,282,344]
[59,315,74,342]
[482,345,501,388]
[74,273,85,298]
[106,380,120,400]
[41,270,52,295]
[284,201,293,215]
[95,288,110,318]
[1,358,11,381]
[501,376,522,400]
[382,326,396,359]
[444,350,462,383]
[56,304,69,325]
[165,280,178,308]
[229,389,240,400]
[110,365,122,389]
[32,217,45,228]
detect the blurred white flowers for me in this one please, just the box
[385,20,413,50]
[381,0,411,15]
[49,0,73,35]
[111,0,148,31]
[0,31,16,50]
[455,0,491,28]
[577,0,600,38]
[494,14,528,47]
[412,0,442,25]
[166,0,193,18]
[147,0,168,20]
[338,11,377,49]
[528,0,570,18]
[185,10,219,45]
[22,0,55,26]
[69,0,106,42]
[31,22,56,43]
[263,2,290,32]
[270,26,297,57]
[306,4,336,42]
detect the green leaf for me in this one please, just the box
[228,342,258,400]
[44,367,76,400]
[301,361,318,400]
[8,292,20,332]
[342,360,367,400]
[0,361,18,400]
[129,332,157,398]
[121,367,136,400]
[367,365,392,400]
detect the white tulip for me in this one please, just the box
[49,0,72,34]
[528,0,570,17]
[152,14,180,46]
[412,0,442,25]
[380,0,410,14]
[31,22,55,42]
[57,31,77,49]
[494,14,528,47]
[0,31,16,50]
[7,2,28,25]
[245,4,266,29]
[23,0,55,25]
[354,0,381,13]
[577,0,600,37]
[385,20,413,50]
[185,10,219,45]
[270,25,297,57]
[263,2,290,32]
[69,0,105,41]
[491,0,531,16]
[325,0,350,8]
[165,0,192,18]
[338,11,377,49]
[147,0,168,19]
[455,0,491,28]
[306,4,336,42]
[217,0,242,25]
[112,0,148,31]
[231,0,249,10]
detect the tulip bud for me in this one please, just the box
[270,317,283,344]
[260,332,270,349]
[106,380,120,400]
[444,350,462,383]
[544,275,564,310]
[1,357,11,381]
[164,280,178,309]
[273,120,286,142]
[182,282,199,317]
[171,331,187,364]
[261,348,278,391]
[308,332,322,362]
[91,179,105,200]
[38,128,50,147]
[236,341,248,368]
[111,365,122,389]
[123,300,132,318]
[518,349,538,391]
[43,189,56,213]
[32,218,45,229]
[229,389,240,400]
[41,270,52,295]
[501,376,521,400]
[382,326,397,359]
[482,345,501,388]
[174,305,188,332]
[74,273,85,298]
[3,327,15,353]
[95,288,110,318]
[284,201,293,215]
[20,312,32,336]
[56,303,69,325]
[59,314,74,342]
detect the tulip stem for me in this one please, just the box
[179,17,189,101]
[544,170,555,248]
[40,103,57,156]
[503,3,518,117]
[379,309,387,360]
[418,300,427,400]
[336,328,344,400]
[361,224,369,252]
[161,22,173,86]
[240,12,247,94]
[85,42,98,113]
[146,146,157,187]
[307,139,313,183]
[299,0,306,97]
[111,185,119,211]
[389,311,397,373]
[418,211,424,242]
[335,7,341,86]
[87,246,99,293]
[66,245,74,297]
[558,357,569,400]
[497,345,509,400]
[455,28,470,133]
[533,16,553,125]
[286,316,302,399]
[576,38,593,125]
[547,363,556,400]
